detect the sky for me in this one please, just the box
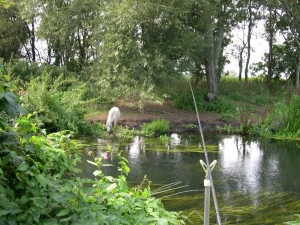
[224,20,269,76]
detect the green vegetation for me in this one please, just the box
[285,214,300,225]
[3,59,300,140]
[162,191,300,225]
[0,67,185,224]
[141,118,170,137]
[1,0,300,223]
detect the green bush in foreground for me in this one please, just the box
[1,121,185,224]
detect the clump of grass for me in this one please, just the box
[284,214,300,224]
[275,94,300,138]
[141,119,170,137]
[115,126,140,139]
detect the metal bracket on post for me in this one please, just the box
[200,160,217,176]
[200,159,217,225]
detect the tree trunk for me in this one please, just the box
[205,59,218,97]
[267,8,274,86]
[244,0,253,83]
[31,18,36,62]
[205,12,225,97]
[296,57,300,95]
[238,48,244,81]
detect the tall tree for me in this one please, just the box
[20,0,101,71]
[0,4,29,62]
[187,0,234,98]
[279,0,300,95]
[93,1,198,85]
[243,0,262,83]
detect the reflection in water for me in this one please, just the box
[77,134,300,224]
[218,136,280,208]
[220,137,264,192]
[128,136,145,157]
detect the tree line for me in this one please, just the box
[1,0,300,98]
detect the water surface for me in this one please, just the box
[77,134,300,224]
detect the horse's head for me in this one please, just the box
[106,123,112,132]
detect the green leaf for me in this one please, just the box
[106,183,117,191]
[142,189,149,198]
[2,154,10,166]
[7,202,23,215]
[0,210,9,217]
[36,174,48,188]
[20,195,29,204]
[4,92,16,105]
[93,170,103,177]
[3,74,10,81]
[17,163,28,171]
[56,208,70,217]
[0,184,6,194]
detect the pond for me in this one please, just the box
[76,133,300,225]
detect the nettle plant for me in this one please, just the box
[0,67,185,224]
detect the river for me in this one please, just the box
[77,134,300,224]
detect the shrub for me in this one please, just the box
[22,70,95,136]
[141,118,170,137]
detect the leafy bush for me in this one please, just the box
[6,61,79,84]
[141,118,170,137]
[21,70,103,136]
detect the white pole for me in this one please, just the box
[204,178,211,225]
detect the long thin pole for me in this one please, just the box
[189,81,222,225]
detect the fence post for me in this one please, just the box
[200,160,217,225]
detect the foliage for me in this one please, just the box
[115,126,140,139]
[274,95,300,138]
[0,66,81,224]
[159,134,170,141]
[236,94,300,138]
[0,67,185,225]
[141,119,170,137]
[174,88,237,113]
[0,4,28,62]
[284,214,300,225]
[21,68,103,136]
[3,0,300,99]
[6,61,79,85]
[216,124,235,134]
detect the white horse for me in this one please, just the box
[106,107,121,132]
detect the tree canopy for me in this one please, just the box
[1,0,300,96]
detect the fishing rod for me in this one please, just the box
[189,81,222,225]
